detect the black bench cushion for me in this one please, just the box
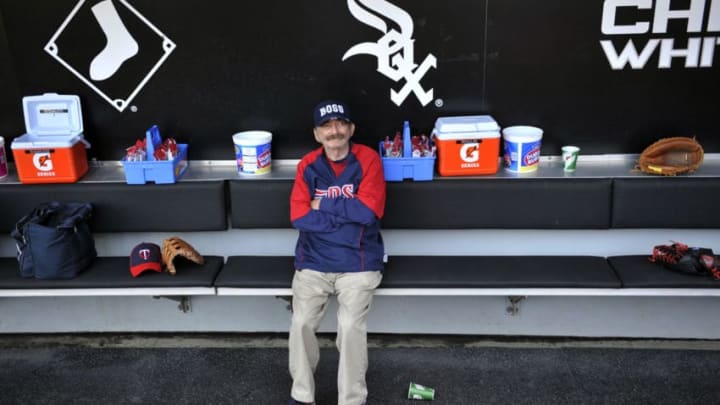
[381,256,620,288]
[217,256,295,287]
[229,180,292,228]
[0,256,223,289]
[229,178,613,229]
[612,178,720,228]
[0,181,227,233]
[608,255,720,288]
[218,255,621,288]
[382,179,612,229]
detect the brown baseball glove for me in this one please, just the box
[161,237,205,275]
[636,136,704,176]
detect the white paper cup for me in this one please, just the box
[408,382,435,400]
[561,145,580,172]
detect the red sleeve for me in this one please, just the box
[290,156,312,222]
[355,145,386,219]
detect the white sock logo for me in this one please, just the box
[89,0,139,81]
[45,0,176,112]
[342,0,437,106]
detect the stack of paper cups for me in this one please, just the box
[0,136,8,179]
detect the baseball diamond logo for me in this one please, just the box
[45,0,176,112]
[343,0,437,106]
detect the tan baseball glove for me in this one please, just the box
[161,237,205,275]
[636,136,704,176]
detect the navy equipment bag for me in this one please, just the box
[10,201,97,280]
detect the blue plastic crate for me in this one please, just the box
[121,125,189,184]
[379,121,435,182]
[379,148,435,181]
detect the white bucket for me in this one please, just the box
[0,136,7,179]
[233,131,272,175]
[502,126,543,173]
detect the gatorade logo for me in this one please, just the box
[460,143,480,163]
[33,152,54,171]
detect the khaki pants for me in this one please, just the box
[289,269,382,405]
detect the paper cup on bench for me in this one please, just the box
[561,145,580,172]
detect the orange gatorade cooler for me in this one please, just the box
[433,115,501,176]
[11,93,91,184]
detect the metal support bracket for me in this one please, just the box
[276,295,293,312]
[154,296,192,313]
[506,295,526,316]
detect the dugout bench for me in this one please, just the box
[1,170,720,320]
[217,176,720,313]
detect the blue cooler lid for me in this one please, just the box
[22,93,83,136]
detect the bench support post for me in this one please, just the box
[506,296,526,316]
[154,296,192,313]
[276,296,293,312]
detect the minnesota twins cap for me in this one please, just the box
[313,100,352,127]
[130,242,162,277]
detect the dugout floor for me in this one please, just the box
[1,334,719,404]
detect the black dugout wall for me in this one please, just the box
[0,0,718,161]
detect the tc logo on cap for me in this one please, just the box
[138,248,152,260]
[129,242,162,277]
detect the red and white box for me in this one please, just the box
[433,115,501,176]
[11,93,91,184]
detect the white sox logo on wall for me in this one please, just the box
[45,0,176,112]
[343,0,437,106]
[600,0,720,69]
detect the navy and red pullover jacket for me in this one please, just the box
[290,142,386,273]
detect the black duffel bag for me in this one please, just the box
[10,201,97,280]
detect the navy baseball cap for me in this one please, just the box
[313,100,352,127]
[130,242,162,277]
